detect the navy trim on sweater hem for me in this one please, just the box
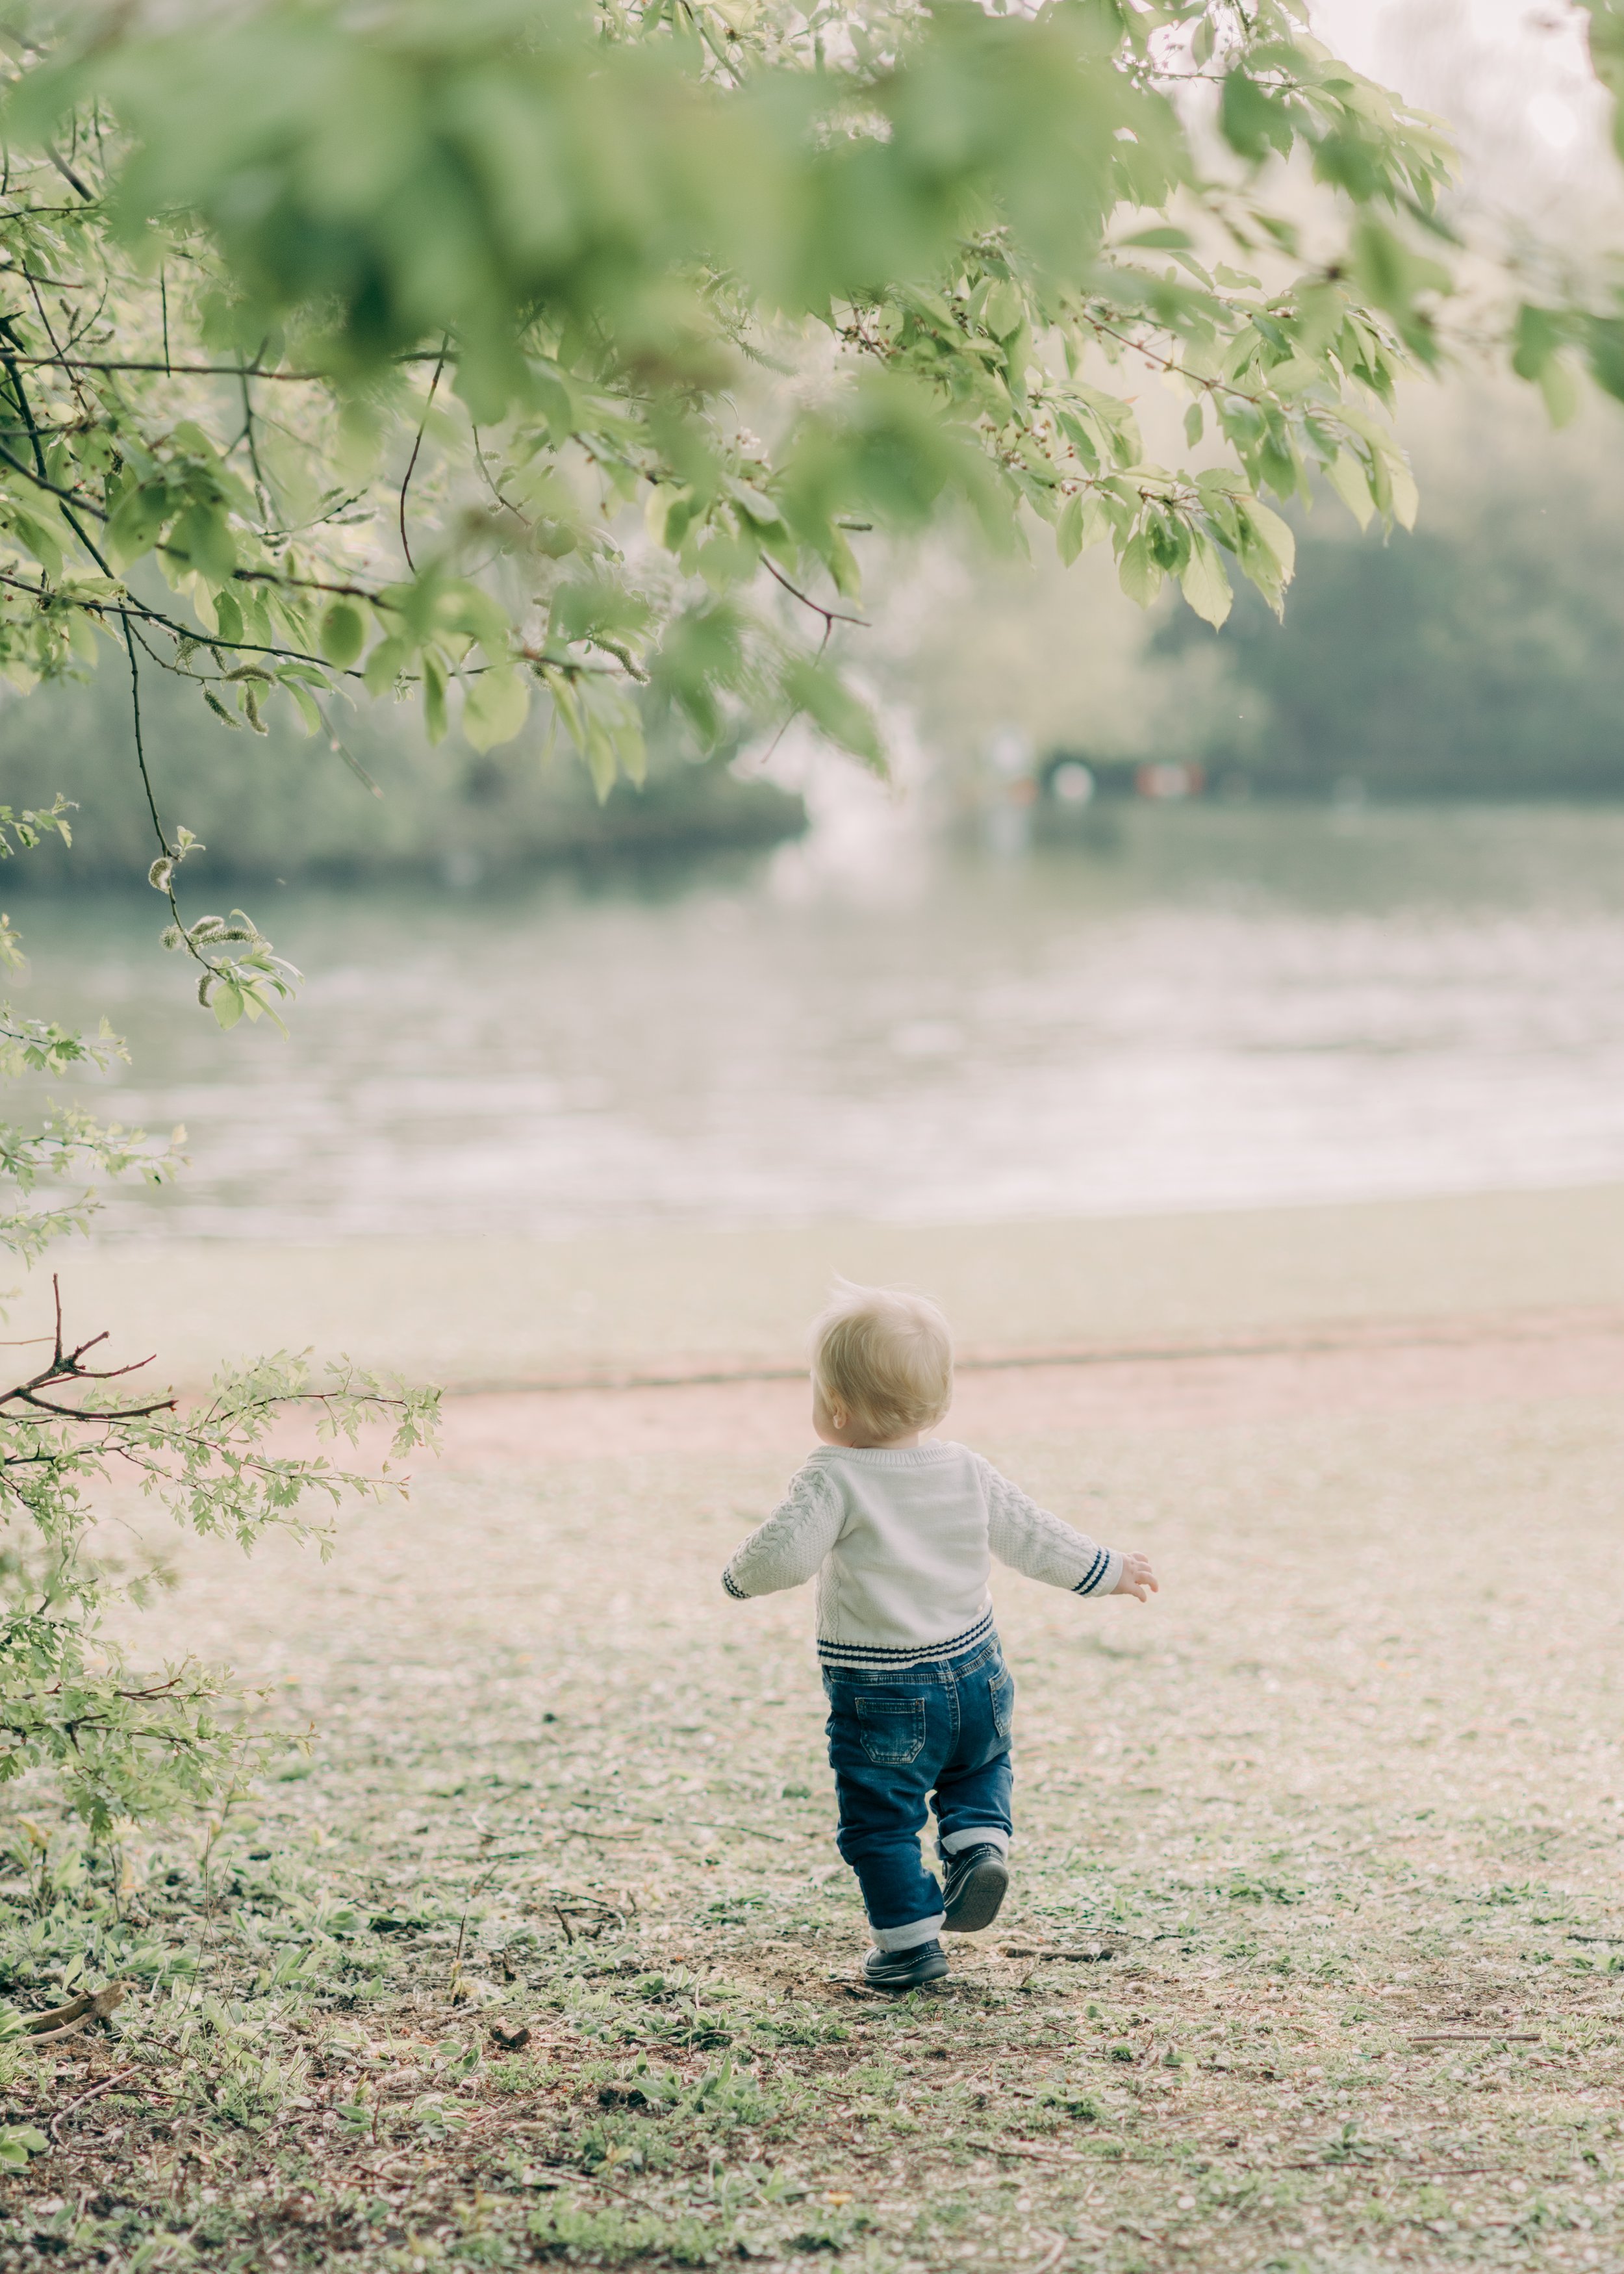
[817,1608,995,1670]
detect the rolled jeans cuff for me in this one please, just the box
[940,1824,1011,1857]
[869,1911,945,1952]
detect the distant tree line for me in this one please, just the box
[1144,441,1624,800]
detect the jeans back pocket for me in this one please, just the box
[854,1693,927,1766]
[989,1667,1015,1740]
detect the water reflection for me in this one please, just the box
[14,804,1624,1238]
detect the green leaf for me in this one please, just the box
[562,680,645,798]
[320,601,366,668]
[822,524,862,600]
[1057,491,1113,567]
[1146,513,1190,576]
[1056,494,1084,566]
[1321,449,1375,532]
[1177,533,1232,628]
[1512,302,1565,382]
[726,478,784,530]
[614,708,648,789]
[1260,356,1323,399]
[422,651,449,745]
[1584,314,1624,403]
[1384,452,1419,532]
[8,509,62,579]
[438,581,513,651]
[550,575,652,650]
[463,666,531,751]
[646,484,700,554]
[285,683,324,736]
[982,279,1026,340]
[1538,355,1580,429]
[363,637,412,697]
[105,483,171,572]
[169,502,238,581]
[0,2125,46,2171]
[531,364,577,446]
[781,659,885,771]
[1117,531,1163,608]
[1347,219,1451,358]
[212,587,245,645]
[210,980,245,1030]
[1239,498,1297,581]
[584,709,618,801]
[1221,71,1296,163]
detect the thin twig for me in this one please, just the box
[963,2135,1096,2166]
[236,351,272,502]
[761,557,869,629]
[0,355,355,379]
[398,340,448,573]
[0,436,107,513]
[49,2063,140,2143]
[41,142,91,200]
[0,572,355,679]
[121,617,170,871]
[1407,2033,1539,2046]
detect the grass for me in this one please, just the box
[0,1366,1621,2269]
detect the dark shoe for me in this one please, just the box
[863,1939,948,1992]
[942,1843,1009,1933]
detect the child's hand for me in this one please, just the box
[1113,1552,1158,1602]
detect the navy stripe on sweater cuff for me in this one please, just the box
[1072,1546,1111,1596]
[721,1568,748,1600]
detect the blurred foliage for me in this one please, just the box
[0,0,1491,1018]
[0,665,806,886]
[889,381,1624,800]
[1150,389,1624,797]
[1158,535,1624,798]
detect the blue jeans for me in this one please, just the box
[822,1630,1015,1951]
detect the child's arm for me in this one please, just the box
[722,1464,844,1600]
[980,1461,1156,1602]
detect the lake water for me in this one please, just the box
[14,801,1624,1239]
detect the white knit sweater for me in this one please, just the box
[722,1440,1123,1667]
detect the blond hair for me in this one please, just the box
[811,1281,954,1440]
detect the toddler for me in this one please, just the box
[722,1282,1156,1991]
